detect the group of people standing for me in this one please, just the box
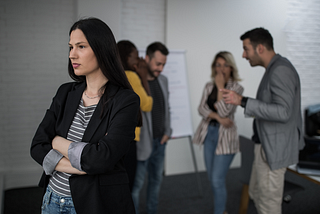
[117,40,171,214]
[31,17,303,214]
[193,27,303,214]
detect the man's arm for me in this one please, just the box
[220,88,243,106]
[215,82,244,117]
[160,135,169,145]
[222,66,298,123]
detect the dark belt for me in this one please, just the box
[209,120,219,127]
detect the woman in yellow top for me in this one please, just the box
[117,40,153,191]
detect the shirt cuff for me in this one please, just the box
[68,142,88,171]
[43,149,64,176]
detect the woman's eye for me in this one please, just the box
[79,45,85,49]
[69,46,73,51]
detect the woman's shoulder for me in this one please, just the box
[227,79,241,86]
[125,70,139,80]
[58,81,83,91]
[54,81,84,97]
[111,87,140,111]
[205,81,214,86]
[227,79,244,92]
[204,81,214,89]
[109,83,139,102]
[125,71,141,87]
[118,87,139,99]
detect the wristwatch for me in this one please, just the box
[241,96,248,108]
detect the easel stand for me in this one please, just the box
[188,135,203,197]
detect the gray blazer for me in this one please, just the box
[137,74,172,161]
[245,54,304,170]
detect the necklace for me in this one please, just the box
[84,91,101,99]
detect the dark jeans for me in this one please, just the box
[131,138,166,214]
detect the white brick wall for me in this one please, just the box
[0,0,167,191]
[0,0,75,182]
[2,0,319,189]
[119,0,166,49]
[285,0,320,124]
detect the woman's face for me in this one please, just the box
[69,29,101,77]
[127,48,139,71]
[215,57,232,82]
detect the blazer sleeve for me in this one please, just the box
[80,90,140,175]
[161,75,172,137]
[215,81,244,118]
[245,66,297,123]
[30,84,68,166]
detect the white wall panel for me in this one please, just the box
[165,0,288,174]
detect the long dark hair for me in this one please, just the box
[68,17,131,89]
[68,18,141,125]
[117,40,137,71]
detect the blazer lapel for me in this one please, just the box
[256,55,279,99]
[82,100,105,142]
[256,71,268,99]
[61,82,86,137]
[82,82,119,142]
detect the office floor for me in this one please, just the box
[4,168,320,214]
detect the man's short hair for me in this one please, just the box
[240,27,274,51]
[146,42,169,59]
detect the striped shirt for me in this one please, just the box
[48,99,97,196]
[193,80,244,154]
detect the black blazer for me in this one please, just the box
[31,81,139,214]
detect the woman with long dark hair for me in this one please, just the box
[31,18,140,214]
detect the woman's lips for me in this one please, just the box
[73,63,80,68]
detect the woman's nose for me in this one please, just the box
[69,49,77,59]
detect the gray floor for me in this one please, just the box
[138,168,320,214]
[4,168,320,214]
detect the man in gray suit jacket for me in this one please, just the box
[221,28,304,214]
[131,42,172,214]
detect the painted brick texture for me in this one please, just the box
[120,0,166,49]
[0,0,75,172]
[285,0,320,121]
[0,0,166,178]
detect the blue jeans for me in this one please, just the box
[41,186,76,214]
[204,124,235,214]
[131,138,166,214]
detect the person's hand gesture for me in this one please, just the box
[214,71,225,89]
[134,57,148,79]
[218,117,234,128]
[220,89,242,106]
